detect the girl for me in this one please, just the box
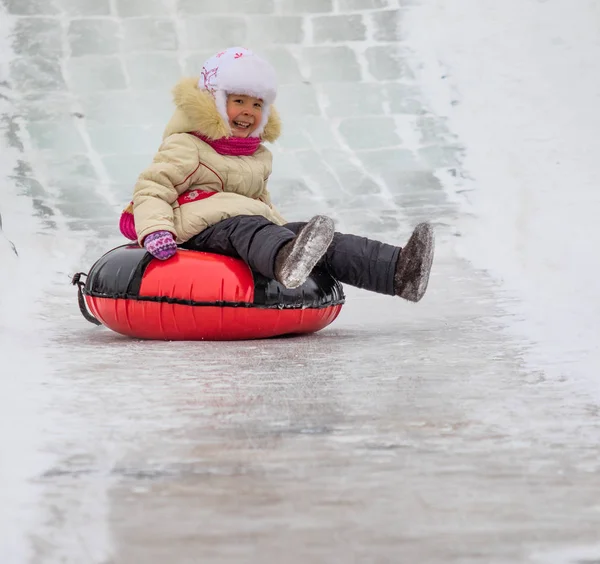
[120,47,434,302]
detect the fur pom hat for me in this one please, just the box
[199,47,278,138]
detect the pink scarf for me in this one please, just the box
[190,132,261,156]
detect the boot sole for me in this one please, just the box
[279,216,335,289]
[400,223,435,302]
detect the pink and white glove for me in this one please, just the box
[143,230,177,260]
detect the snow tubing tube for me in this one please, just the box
[76,245,345,341]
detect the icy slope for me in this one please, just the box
[2,0,600,562]
[406,0,600,395]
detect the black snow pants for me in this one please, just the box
[181,215,401,296]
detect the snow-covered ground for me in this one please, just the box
[1,11,50,562]
[2,0,600,562]
[406,0,600,398]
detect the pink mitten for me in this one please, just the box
[143,231,177,260]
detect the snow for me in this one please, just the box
[405,0,600,397]
[2,0,600,561]
[1,10,44,563]
[1,7,96,560]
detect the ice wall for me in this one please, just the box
[1,0,461,245]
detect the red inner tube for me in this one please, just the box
[80,245,345,341]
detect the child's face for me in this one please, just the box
[226,94,264,138]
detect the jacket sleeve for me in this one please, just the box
[259,184,287,226]
[132,134,204,244]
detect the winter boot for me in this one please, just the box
[274,215,335,289]
[394,223,435,302]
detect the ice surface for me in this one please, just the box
[121,19,179,52]
[11,18,63,59]
[319,150,380,191]
[60,0,111,17]
[19,92,71,122]
[338,0,390,9]
[246,16,304,45]
[259,47,303,83]
[303,46,361,81]
[339,116,402,149]
[131,90,174,124]
[321,83,386,117]
[102,153,154,186]
[276,84,321,116]
[79,92,145,124]
[416,114,455,145]
[26,121,87,154]
[184,17,248,50]
[67,55,128,91]
[4,0,59,15]
[178,0,275,14]
[418,144,463,168]
[280,0,333,14]
[44,153,99,183]
[10,57,66,91]
[124,53,181,89]
[87,124,164,155]
[3,0,600,562]
[281,117,340,150]
[115,0,169,18]
[68,19,120,57]
[357,146,421,173]
[365,45,413,80]
[312,15,367,43]
[371,10,404,42]
[386,83,426,114]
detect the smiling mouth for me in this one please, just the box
[233,120,252,129]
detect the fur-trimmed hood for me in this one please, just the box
[162,77,282,143]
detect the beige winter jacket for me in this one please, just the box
[132,77,286,245]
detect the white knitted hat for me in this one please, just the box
[199,47,278,138]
